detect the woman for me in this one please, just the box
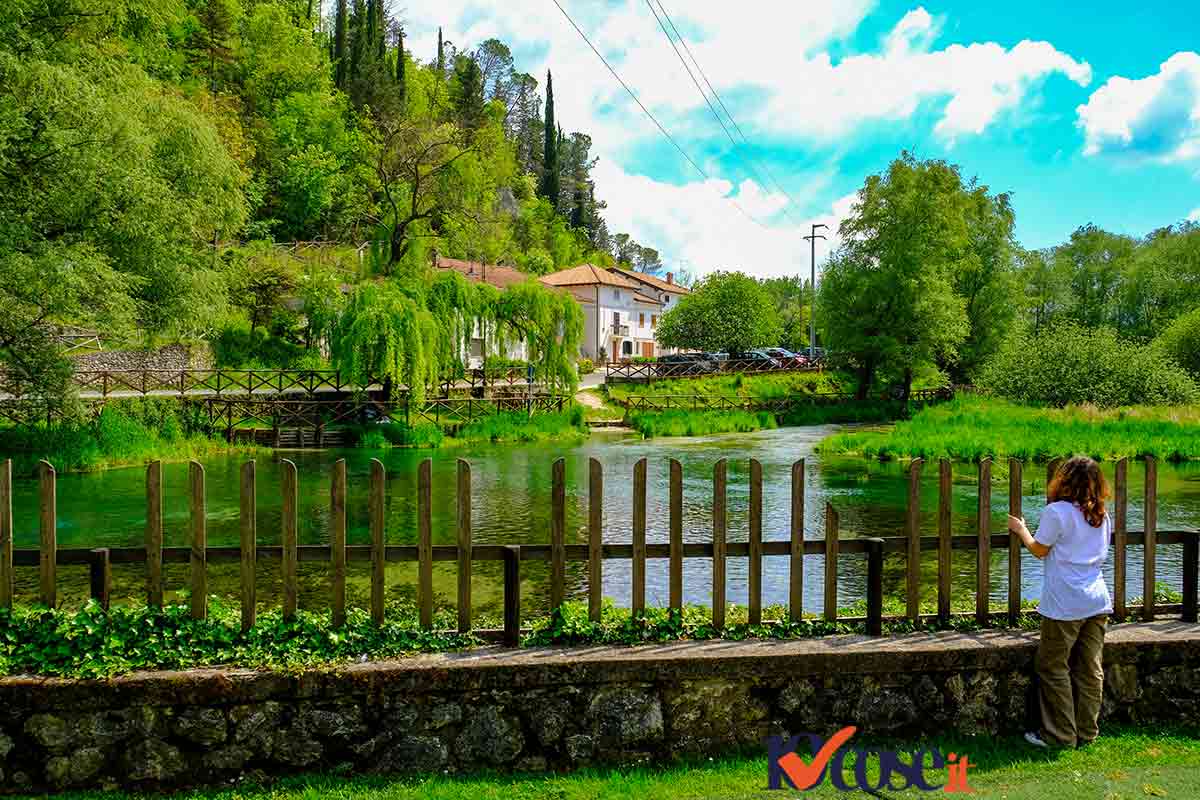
[1008,456,1113,749]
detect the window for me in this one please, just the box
[651,315,657,328]
[639,312,645,327]
[622,340,633,356]
[613,289,621,301]
[612,311,620,327]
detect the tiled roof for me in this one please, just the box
[612,267,690,295]
[434,256,530,290]
[540,264,641,289]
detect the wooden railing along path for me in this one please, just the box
[606,356,826,383]
[1,456,1196,645]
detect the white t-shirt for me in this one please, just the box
[1034,501,1113,620]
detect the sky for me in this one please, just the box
[399,1,1200,278]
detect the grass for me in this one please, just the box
[605,371,846,405]
[820,395,1200,463]
[451,407,588,444]
[627,409,778,437]
[31,727,1200,798]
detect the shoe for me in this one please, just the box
[1024,731,1049,749]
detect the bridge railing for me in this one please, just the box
[4,455,1195,645]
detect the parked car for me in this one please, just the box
[738,350,782,370]
[763,347,806,368]
[658,352,715,375]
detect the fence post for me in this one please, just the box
[331,459,347,627]
[189,461,207,620]
[1183,531,1198,624]
[146,460,163,607]
[457,459,472,633]
[669,459,683,613]
[418,458,434,630]
[712,459,727,630]
[240,461,256,631]
[89,548,111,610]
[906,458,924,621]
[550,458,566,609]
[749,458,763,625]
[588,458,603,622]
[937,459,952,625]
[976,458,992,625]
[1113,458,1128,621]
[1008,458,1023,626]
[370,458,386,624]
[789,459,805,622]
[38,461,56,608]
[824,504,839,622]
[503,545,521,646]
[1144,456,1158,621]
[865,537,884,636]
[0,459,10,610]
[281,459,298,620]
[632,458,647,617]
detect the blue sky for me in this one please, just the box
[404,1,1200,277]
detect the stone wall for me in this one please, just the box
[71,344,213,372]
[1,622,1197,792]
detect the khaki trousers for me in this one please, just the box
[1036,614,1107,748]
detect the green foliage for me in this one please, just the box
[363,421,444,448]
[1155,308,1200,379]
[627,410,777,438]
[820,395,1200,463]
[760,275,812,352]
[211,322,323,369]
[577,358,594,375]
[332,281,439,400]
[358,429,389,449]
[655,271,781,354]
[978,323,1198,407]
[453,409,586,444]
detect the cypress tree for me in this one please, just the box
[375,0,386,61]
[538,70,559,204]
[396,26,406,102]
[436,27,444,76]
[350,0,365,83]
[334,0,348,89]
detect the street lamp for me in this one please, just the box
[803,223,828,360]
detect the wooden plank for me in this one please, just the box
[588,458,603,623]
[905,458,924,620]
[38,461,56,608]
[457,459,472,633]
[1113,458,1128,621]
[669,458,683,613]
[712,459,727,629]
[748,458,763,625]
[370,458,386,624]
[331,459,347,627]
[145,460,163,607]
[189,461,207,620]
[976,458,992,625]
[1144,455,1157,621]
[789,459,805,622]
[0,460,10,609]
[1184,531,1198,624]
[418,458,433,629]
[938,459,952,624]
[90,548,111,610]
[550,457,566,609]
[240,461,256,631]
[632,457,647,616]
[281,458,298,620]
[503,546,521,646]
[824,503,839,622]
[1008,458,1023,626]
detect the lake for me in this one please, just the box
[8,427,1200,617]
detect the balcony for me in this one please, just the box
[614,324,630,336]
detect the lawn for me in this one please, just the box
[605,371,845,405]
[33,727,1200,799]
[820,395,1200,463]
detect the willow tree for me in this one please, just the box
[331,282,439,401]
[496,281,583,394]
[426,269,490,378]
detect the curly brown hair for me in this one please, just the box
[1047,456,1110,527]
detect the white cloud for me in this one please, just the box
[1077,52,1200,162]
[1189,207,1200,222]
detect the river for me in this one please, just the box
[9,427,1200,617]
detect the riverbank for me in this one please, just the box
[626,401,906,438]
[819,395,1200,462]
[357,408,588,449]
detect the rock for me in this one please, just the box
[45,748,106,787]
[230,702,284,754]
[427,702,462,730]
[172,708,227,746]
[665,680,767,749]
[123,740,185,783]
[1106,664,1140,704]
[203,746,254,772]
[515,755,547,772]
[374,736,449,774]
[296,704,365,742]
[25,714,72,753]
[950,673,999,737]
[565,734,594,763]
[78,712,136,747]
[778,681,816,715]
[912,675,944,718]
[456,706,524,766]
[587,687,664,750]
[853,685,917,734]
[528,696,572,747]
[0,732,13,759]
[386,702,419,729]
[272,732,323,767]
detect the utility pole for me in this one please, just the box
[803,223,828,360]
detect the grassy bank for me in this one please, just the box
[356,407,589,449]
[627,401,908,439]
[0,400,254,475]
[820,395,1200,462]
[606,371,844,405]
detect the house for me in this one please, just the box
[610,268,690,317]
[433,255,531,368]
[539,264,669,362]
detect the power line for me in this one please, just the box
[654,0,808,220]
[548,0,772,230]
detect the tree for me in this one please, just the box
[333,0,348,88]
[761,276,812,351]
[635,246,663,274]
[450,55,485,132]
[332,281,439,401]
[395,24,405,101]
[1155,308,1200,380]
[1056,224,1137,331]
[538,70,559,203]
[190,0,241,92]
[655,271,781,355]
[230,244,299,332]
[819,154,970,399]
[1017,248,1069,335]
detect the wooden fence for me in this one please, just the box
[606,356,826,383]
[1,456,1196,645]
[622,387,953,414]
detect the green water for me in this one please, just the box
[8,427,1200,617]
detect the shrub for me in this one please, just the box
[454,410,586,443]
[627,410,776,438]
[577,358,594,376]
[359,429,390,449]
[1155,309,1200,380]
[978,324,1198,407]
